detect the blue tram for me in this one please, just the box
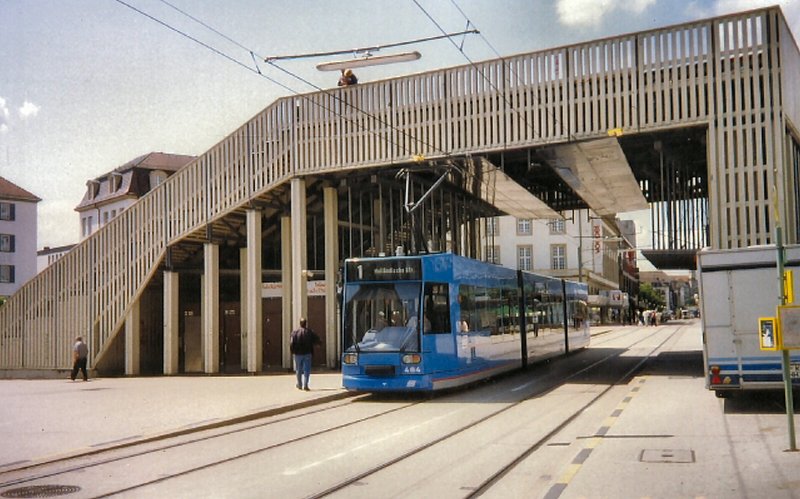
[340,253,589,391]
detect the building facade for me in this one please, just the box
[75,152,195,240]
[0,177,41,298]
[482,209,638,324]
[36,244,76,274]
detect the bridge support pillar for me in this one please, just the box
[124,299,140,376]
[240,247,248,371]
[324,186,339,368]
[281,215,293,369]
[245,209,263,373]
[163,270,179,375]
[290,177,308,356]
[203,242,220,374]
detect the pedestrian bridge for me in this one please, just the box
[2,7,798,375]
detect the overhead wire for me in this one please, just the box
[264,29,479,61]
[142,0,463,160]
[411,0,539,143]
[416,0,576,144]
[114,0,529,218]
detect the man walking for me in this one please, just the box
[71,336,89,381]
[290,318,320,391]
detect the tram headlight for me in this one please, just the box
[402,354,421,364]
[343,353,358,365]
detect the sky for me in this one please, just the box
[1,0,799,262]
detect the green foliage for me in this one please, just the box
[638,282,665,309]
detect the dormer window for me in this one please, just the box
[150,170,168,190]
[110,173,123,192]
[87,180,100,199]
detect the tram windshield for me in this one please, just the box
[343,282,421,352]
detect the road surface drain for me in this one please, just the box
[1,485,81,498]
[639,449,695,463]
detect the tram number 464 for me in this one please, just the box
[403,366,422,374]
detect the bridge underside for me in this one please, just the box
[493,126,709,269]
[164,125,710,273]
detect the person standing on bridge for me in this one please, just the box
[338,68,358,86]
[70,336,89,382]
[290,318,321,391]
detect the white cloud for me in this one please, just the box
[556,0,656,27]
[18,100,40,119]
[0,97,9,133]
[557,0,609,27]
[625,0,656,14]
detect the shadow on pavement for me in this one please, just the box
[640,351,703,377]
[724,390,800,414]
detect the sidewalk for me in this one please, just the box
[0,372,350,471]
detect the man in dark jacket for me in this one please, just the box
[290,318,321,391]
[71,336,89,381]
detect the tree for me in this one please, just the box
[638,282,665,309]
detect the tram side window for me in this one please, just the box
[423,282,451,334]
[459,285,501,335]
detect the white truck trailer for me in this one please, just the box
[698,245,800,397]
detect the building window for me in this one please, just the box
[151,171,167,189]
[103,211,109,225]
[516,218,532,235]
[0,265,14,283]
[110,173,122,191]
[485,245,500,264]
[486,217,499,237]
[551,244,566,270]
[517,245,532,271]
[0,234,14,252]
[82,216,94,238]
[549,219,565,234]
[0,202,14,221]
[87,180,100,199]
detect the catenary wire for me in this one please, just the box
[114,0,537,216]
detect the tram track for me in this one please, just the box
[466,324,689,497]
[0,397,419,494]
[307,325,687,498]
[0,326,684,498]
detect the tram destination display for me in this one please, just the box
[345,259,422,282]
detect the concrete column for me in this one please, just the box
[246,209,263,373]
[281,215,293,369]
[324,186,339,368]
[163,271,179,375]
[203,242,220,374]
[124,299,141,376]
[290,178,308,331]
[240,247,248,371]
